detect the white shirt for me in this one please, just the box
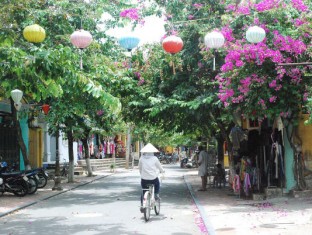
[139,153,164,180]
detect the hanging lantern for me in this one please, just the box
[11,89,23,104]
[70,29,93,49]
[42,104,50,115]
[11,89,23,111]
[162,35,183,54]
[70,29,93,69]
[204,31,225,70]
[162,35,184,74]
[118,36,140,52]
[23,24,46,43]
[246,26,266,44]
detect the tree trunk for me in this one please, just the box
[216,135,224,164]
[10,98,30,169]
[82,136,93,177]
[52,129,63,190]
[67,129,75,183]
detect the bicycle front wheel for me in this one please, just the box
[144,193,151,222]
[154,198,160,215]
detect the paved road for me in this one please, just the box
[0,165,205,235]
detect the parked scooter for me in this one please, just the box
[0,162,29,197]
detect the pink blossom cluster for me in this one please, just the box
[291,0,308,12]
[253,0,281,12]
[138,78,145,86]
[221,26,235,42]
[120,8,139,20]
[97,110,104,116]
[272,31,307,55]
[192,3,204,9]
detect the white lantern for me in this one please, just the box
[246,26,266,43]
[11,89,23,104]
[204,31,225,49]
[204,31,225,70]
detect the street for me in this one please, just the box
[0,165,205,235]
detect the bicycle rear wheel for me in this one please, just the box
[154,198,160,215]
[144,193,151,221]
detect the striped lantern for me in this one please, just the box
[118,36,140,52]
[23,24,46,43]
[246,26,266,43]
[204,31,225,70]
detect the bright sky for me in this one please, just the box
[104,15,166,47]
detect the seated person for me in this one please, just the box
[213,163,226,188]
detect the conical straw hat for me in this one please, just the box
[140,143,159,153]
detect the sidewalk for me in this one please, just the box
[184,170,312,235]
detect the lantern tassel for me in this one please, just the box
[79,49,83,70]
[172,60,176,74]
[213,57,216,71]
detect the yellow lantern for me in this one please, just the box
[23,24,46,43]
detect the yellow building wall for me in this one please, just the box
[297,114,312,171]
[165,146,174,154]
[28,129,43,168]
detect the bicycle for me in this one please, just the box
[294,145,308,190]
[61,159,69,177]
[142,184,160,222]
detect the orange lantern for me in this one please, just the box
[42,104,50,115]
[23,24,46,43]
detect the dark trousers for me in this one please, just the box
[140,178,160,205]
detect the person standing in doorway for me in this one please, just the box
[198,145,209,191]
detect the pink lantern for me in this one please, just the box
[70,29,93,69]
[70,29,93,49]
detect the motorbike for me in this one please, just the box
[180,157,198,168]
[0,162,29,197]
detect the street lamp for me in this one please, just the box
[11,89,23,111]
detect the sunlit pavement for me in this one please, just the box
[1,166,312,235]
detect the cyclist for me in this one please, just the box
[139,143,165,213]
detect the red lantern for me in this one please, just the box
[162,35,183,74]
[42,104,50,115]
[162,35,183,54]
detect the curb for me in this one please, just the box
[0,173,112,218]
[184,175,216,235]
